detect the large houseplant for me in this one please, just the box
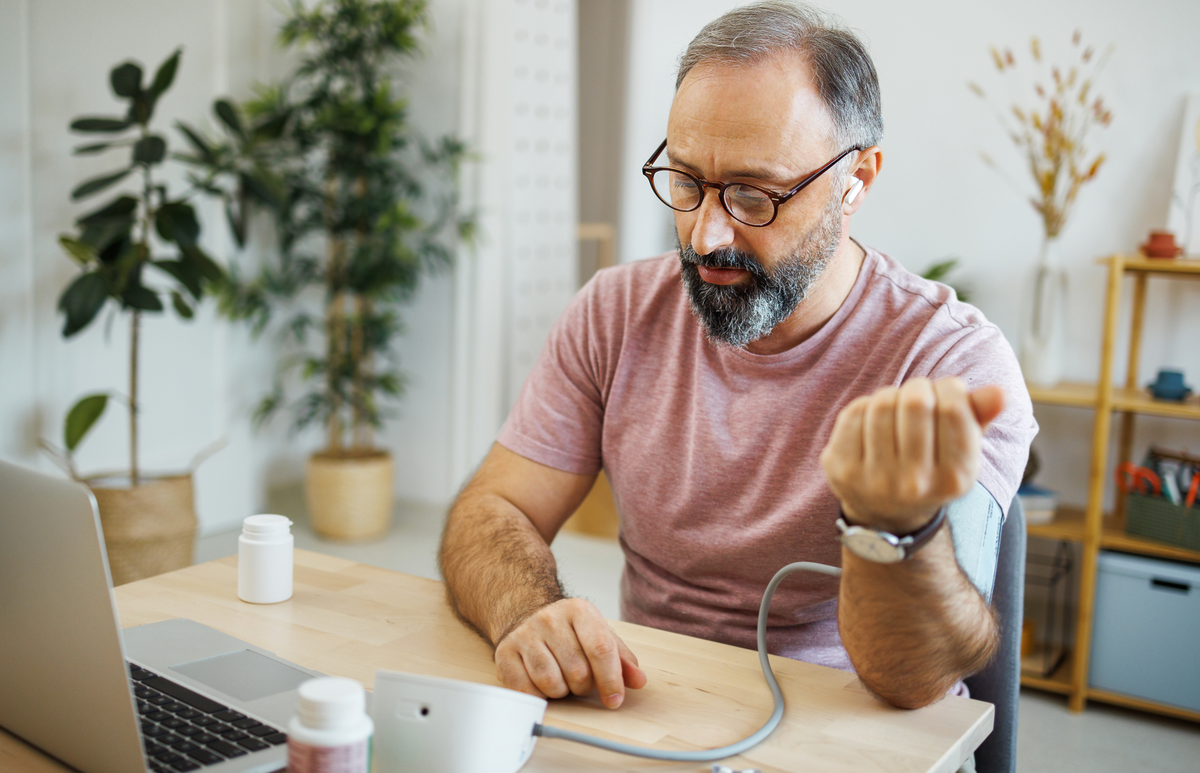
[192,0,472,540]
[47,49,229,584]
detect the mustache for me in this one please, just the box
[678,244,767,276]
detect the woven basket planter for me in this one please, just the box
[305,450,394,541]
[87,473,197,586]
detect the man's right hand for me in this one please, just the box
[494,598,647,709]
[440,444,646,709]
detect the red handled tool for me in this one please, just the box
[1115,463,1161,497]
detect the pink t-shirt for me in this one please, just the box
[497,247,1036,672]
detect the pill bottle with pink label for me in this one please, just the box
[287,678,373,773]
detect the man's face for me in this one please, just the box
[677,188,841,348]
[666,53,848,346]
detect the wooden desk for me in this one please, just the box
[1,550,991,772]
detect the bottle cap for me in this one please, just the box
[242,514,293,535]
[296,677,366,730]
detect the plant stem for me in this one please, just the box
[130,309,140,485]
[131,149,154,486]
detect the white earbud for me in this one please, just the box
[844,178,864,206]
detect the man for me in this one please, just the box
[440,0,1036,714]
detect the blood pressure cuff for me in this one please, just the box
[947,482,1003,603]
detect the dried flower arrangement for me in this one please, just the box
[970,32,1113,239]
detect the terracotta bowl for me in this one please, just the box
[1141,230,1183,259]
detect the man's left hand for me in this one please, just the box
[819,377,1005,534]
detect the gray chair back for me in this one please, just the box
[964,496,1026,773]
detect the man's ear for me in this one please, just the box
[842,146,882,215]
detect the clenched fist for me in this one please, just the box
[820,377,1005,534]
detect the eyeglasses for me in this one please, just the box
[642,139,862,227]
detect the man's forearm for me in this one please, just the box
[838,526,998,709]
[439,488,566,645]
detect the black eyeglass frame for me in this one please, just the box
[641,138,864,227]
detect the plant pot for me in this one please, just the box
[305,450,394,541]
[87,473,197,586]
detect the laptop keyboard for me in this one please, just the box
[128,662,287,772]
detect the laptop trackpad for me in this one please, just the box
[171,649,313,702]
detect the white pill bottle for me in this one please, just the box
[288,678,374,773]
[237,514,294,604]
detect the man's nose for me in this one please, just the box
[688,189,737,256]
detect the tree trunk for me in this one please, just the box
[326,285,344,454]
[349,174,372,451]
[325,174,344,455]
[350,294,373,451]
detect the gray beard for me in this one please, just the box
[678,195,843,348]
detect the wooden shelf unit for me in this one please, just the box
[1020,254,1200,721]
[1021,651,1074,695]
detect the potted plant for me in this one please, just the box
[188,0,472,540]
[44,49,230,584]
[970,33,1113,386]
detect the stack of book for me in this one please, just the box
[1018,483,1058,525]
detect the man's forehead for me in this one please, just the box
[667,53,836,180]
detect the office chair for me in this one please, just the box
[964,496,1027,773]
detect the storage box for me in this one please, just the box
[1089,551,1200,712]
[1125,493,1200,550]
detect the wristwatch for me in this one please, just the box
[836,505,948,563]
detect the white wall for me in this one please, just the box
[0,0,462,531]
[614,0,1200,508]
[0,0,580,533]
[1,0,278,535]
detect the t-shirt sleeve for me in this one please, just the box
[922,319,1038,515]
[496,277,610,475]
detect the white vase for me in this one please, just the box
[1020,237,1068,388]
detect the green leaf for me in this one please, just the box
[171,291,194,319]
[252,390,282,429]
[80,220,134,257]
[76,195,138,228]
[175,121,217,165]
[154,201,200,246]
[133,135,167,165]
[110,62,142,98]
[148,49,181,98]
[154,258,203,299]
[71,167,132,201]
[920,259,959,283]
[59,236,98,266]
[73,141,119,156]
[181,244,223,283]
[109,242,145,292]
[129,94,152,126]
[224,202,246,249]
[239,170,281,208]
[121,281,164,312]
[70,117,132,133]
[64,393,109,452]
[58,271,110,337]
[251,108,290,141]
[214,99,244,139]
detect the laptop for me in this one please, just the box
[0,459,326,773]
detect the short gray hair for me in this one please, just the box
[676,1,883,150]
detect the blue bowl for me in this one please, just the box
[1148,370,1191,401]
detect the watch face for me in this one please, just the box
[841,529,905,563]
